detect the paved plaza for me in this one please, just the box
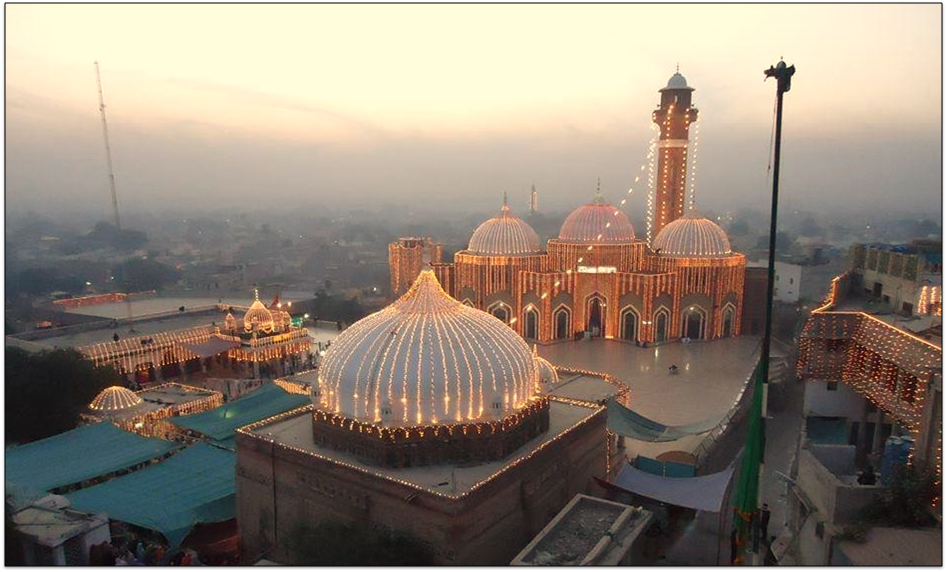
[538,337,761,460]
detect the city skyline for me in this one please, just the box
[6,4,942,217]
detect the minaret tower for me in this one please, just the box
[651,66,698,239]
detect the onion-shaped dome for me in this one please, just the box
[224,311,236,332]
[244,290,274,334]
[558,190,636,243]
[652,214,732,258]
[89,386,143,412]
[318,270,538,426]
[468,194,542,255]
[660,71,694,92]
[535,357,559,386]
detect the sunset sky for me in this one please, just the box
[5,4,942,217]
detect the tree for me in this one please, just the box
[863,463,937,527]
[5,348,118,444]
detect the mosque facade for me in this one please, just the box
[393,72,746,345]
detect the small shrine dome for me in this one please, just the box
[652,214,732,258]
[89,386,143,413]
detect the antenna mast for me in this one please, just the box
[94,61,122,231]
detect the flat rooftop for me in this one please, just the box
[538,337,760,459]
[512,494,652,566]
[833,296,942,343]
[247,400,601,499]
[63,294,309,319]
[548,372,621,405]
[837,526,941,566]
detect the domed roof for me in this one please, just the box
[558,189,636,243]
[535,355,558,386]
[317,270,538,426]
[660,71,694,92]
[652,214,732,258]
[468,195,542,255]
[244,291,274,333]
[90,386,143,412]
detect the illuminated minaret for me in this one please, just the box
[529,184,539,215]
[651,67,698,239]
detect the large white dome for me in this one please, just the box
[317,270,539,425]
[652,214,732,258]
[468,198,542,255]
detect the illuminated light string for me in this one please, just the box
[237,401,607,501]
[318,271,538,426]
[798,274,941,485]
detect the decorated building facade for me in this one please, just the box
[391,72,746,345]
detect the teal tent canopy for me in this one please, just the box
[606,400,720,442]
[170,383,309,442]
[5,422,179,493]
[66,443,236,550]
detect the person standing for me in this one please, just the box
[760,503,771,546]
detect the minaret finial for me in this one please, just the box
[503,191,507,207]
[676,62,680,73]
[253,287,260,302]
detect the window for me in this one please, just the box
[789,277,794,285]
[827,381,838,391]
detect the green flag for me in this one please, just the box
[732,361,765,557]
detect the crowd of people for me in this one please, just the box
[88,539,211,566]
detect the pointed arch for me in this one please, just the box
[486,301,510,324]
[619,305,641,343]
[585,293,607,337]
[653,305,671,343]
[523,304,539,340]
[681,304,707,340]
[553,304,572,340]
[721,302,736,338]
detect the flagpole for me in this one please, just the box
[733,59,795,564]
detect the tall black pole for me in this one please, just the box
[760,60,795,456]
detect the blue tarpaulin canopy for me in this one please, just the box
[169,383,309,442]
[5,422,179,493]
[66,443,236,550]
[599,461,735,512]
[606,400,720,442]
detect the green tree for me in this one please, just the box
[5,348,118,444]
[863,464,937,527]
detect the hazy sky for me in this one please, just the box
[5,4,942,221]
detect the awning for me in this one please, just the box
[66,443,235,550]
[598,461,735,512]
[606,400,719,442]
[178,336,241,359]
[170,383,309,442]
[5,423,180,493]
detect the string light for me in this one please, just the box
[798,270,942,505]
[389,238,444,299]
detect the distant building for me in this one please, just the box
[387,237,443,299]
[10,494,110,566]
[850,240,942,316]
[529,184,539,215]
[747,260,803,303]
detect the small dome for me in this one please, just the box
[244,291,274,334]
[318,270,538,426]
[660,72,694,92]
[652,214,732,258]
[535,356,559,386]
[559,191,635,243]
[90,386,143,412]
[468,196,542,255]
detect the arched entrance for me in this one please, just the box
[681,306,707,340]
[586,295,606,337]
[620,307,639,342]
[721,304,736,338]
[554,306,571,340]
[654,307,670,343]
[524,306,539,340]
